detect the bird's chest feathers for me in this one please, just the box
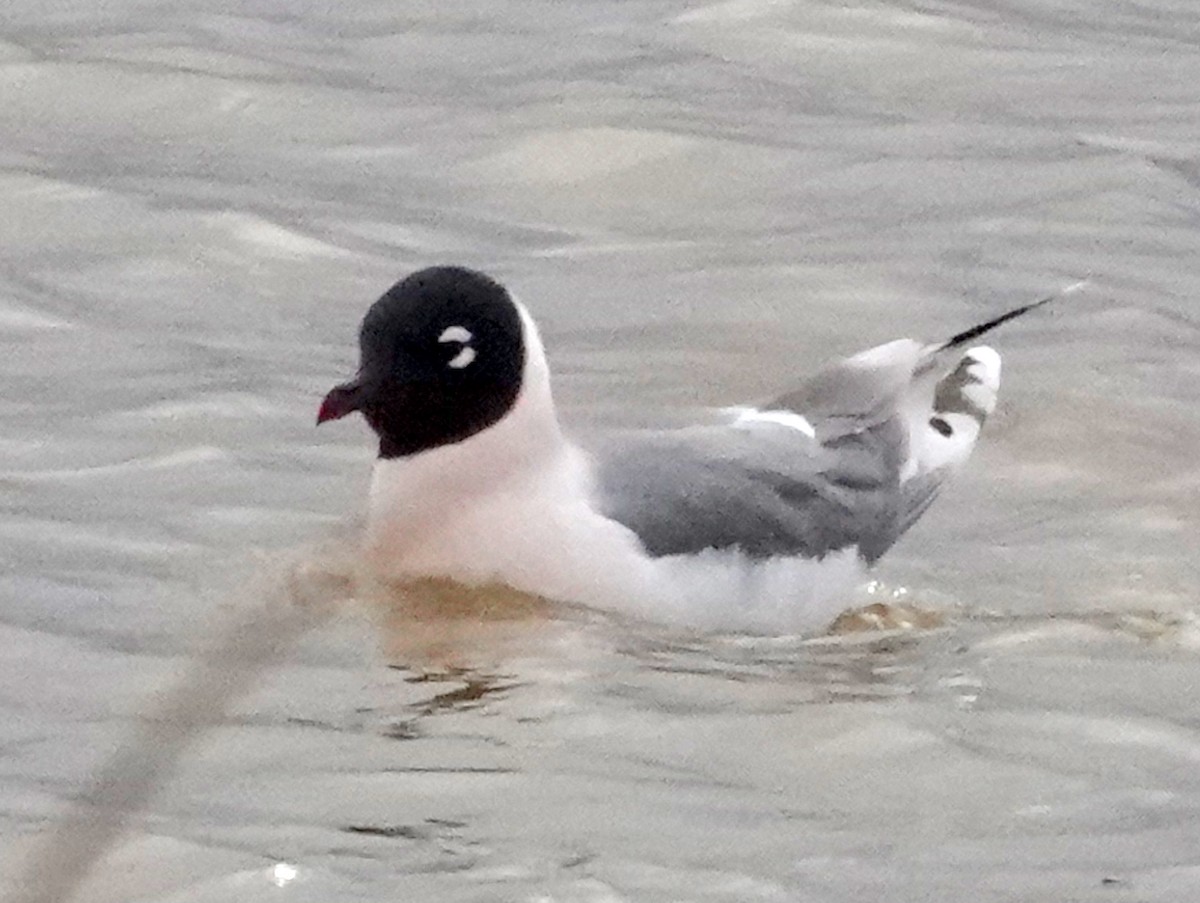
[362,446,615,588]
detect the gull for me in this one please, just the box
[319,266,1075,633]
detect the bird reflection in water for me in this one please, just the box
[367,575,556,668]
[302,544,562,735]
[367,577,555,738]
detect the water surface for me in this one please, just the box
[2,1,1199,900]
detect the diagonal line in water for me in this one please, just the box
[6,576,333,903]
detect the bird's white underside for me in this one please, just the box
[729,406,817,438]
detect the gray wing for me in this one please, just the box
[590,338,970,563]
[769,338,927,442]
[589,417,909,563]
[591,292,1060,564]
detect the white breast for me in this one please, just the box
[363,440,656,607]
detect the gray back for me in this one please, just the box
[770,339,925,442]
[590,338,954,563]
[591,417,909,563]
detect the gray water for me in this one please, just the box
[2,1,1199,900]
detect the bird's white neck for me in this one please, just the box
[363,301,567,557]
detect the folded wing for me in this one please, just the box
[592,287,1073,563]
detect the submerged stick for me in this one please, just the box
[6,560,343,903]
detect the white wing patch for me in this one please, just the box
[438,325,476,369]
[960,347,1001,417]
[729,406,817,439]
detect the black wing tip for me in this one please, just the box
[937,279,1088,352]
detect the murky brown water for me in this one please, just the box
[2,1,1199,900]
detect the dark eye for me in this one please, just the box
[438,325,476,369]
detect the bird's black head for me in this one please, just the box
[318,266,526,459]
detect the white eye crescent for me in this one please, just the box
[446,346,476,369]
[438,325,476,369]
